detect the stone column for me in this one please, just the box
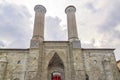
[30,5,46,48]
[65,5,78,41]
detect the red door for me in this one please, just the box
[53,75,61,80]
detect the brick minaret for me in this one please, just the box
[65,5,81,48]
[65,5,79,41]
[30,5,46,48]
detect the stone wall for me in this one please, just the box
[25,49,39,80]
[0,42,120,80]
[83,49,120,80]
[0,49,29,80]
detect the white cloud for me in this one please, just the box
[0,41,5,48]
[0,2,32,48]
[45,16,67,41]
[87,0,120,60]
[99,2,120,39]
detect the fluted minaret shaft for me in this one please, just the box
[33,5,46,41]
[65,6,79,41]
[30,5,46,48]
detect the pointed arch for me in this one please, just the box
[48,53,64,69]
[47,52,65,80]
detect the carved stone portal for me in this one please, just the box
[48,53,64,80]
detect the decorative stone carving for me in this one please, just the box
[65,5,76,14]
[34,5,46,13]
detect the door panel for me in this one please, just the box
[53,75,61,80]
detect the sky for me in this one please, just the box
[0,0,120,60]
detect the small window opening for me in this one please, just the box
[17,60,21,64]
[93,60,97,64]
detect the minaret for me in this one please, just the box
[65,5,81,48]
[65,5,79,41]
[30,5,46,48]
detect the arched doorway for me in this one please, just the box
[48,53,64,80]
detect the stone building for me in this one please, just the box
[0,5,120,80]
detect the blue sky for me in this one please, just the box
[0,0,120,60]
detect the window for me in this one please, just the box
[93,60,97,64]
[17,60,21,64]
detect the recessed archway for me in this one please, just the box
[48,53,64,80]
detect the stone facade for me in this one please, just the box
[0,49,29,80]
[0,4,120,80]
